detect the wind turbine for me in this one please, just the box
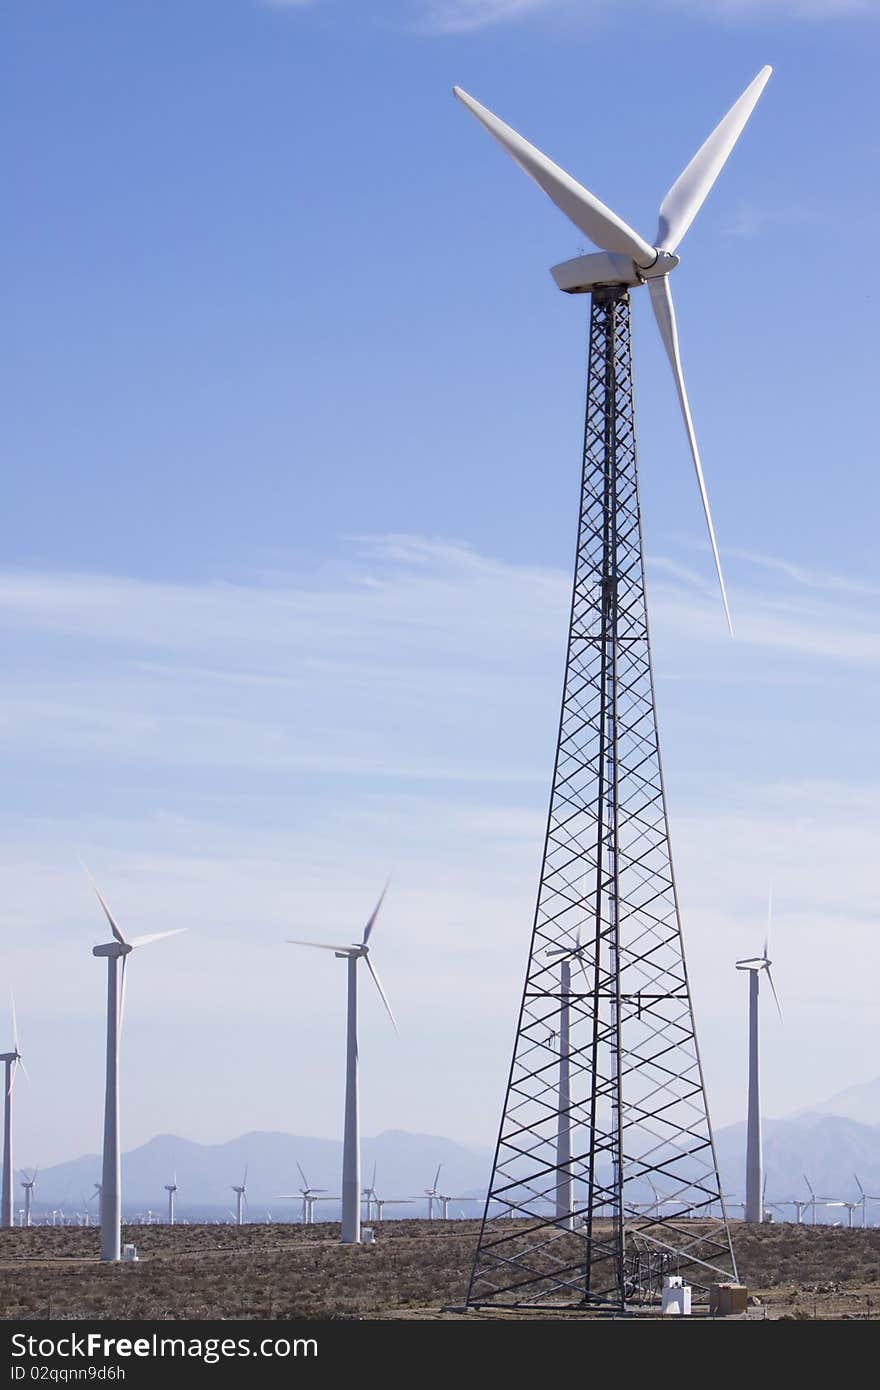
[546,926,587,1229]
[82,863,185,1261]
[362,1162,378,1224]
[165,1173,178,1226]
[372,1183,416,1223]
[454,67,771,634]
[774,1195,809,1224]
[736,884,782,1224]
[1,993,27,1228]
[424,1164,442,1221]
[436,1187,474,1221]
[286,883,398,1246]
[284,1163,328,1226]
[231,1166,248,1226]
[855,1175,879,1229]
[20,1166,38,1228]
[804,1174,819,1226]
[453,66,772,1307]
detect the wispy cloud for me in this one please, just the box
[256,0,874,31]
[722,200,831,242]
[0,535,877,806]
[4,535,878,1156]
[414,0,558,33]
[725,547,880,599]
[414,0,871,33]
[672,0,870,16]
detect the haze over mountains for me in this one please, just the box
[25,1077,880,1218]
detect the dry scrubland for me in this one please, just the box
[1,1220,879,1321]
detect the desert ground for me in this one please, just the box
[1,1219,878,1321]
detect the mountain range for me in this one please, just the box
[21,1076,880,1219]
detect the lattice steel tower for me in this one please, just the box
[453,70,773,1309]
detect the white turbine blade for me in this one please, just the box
[79,860,128,946]
[648,274,733,635]
[129,928,186,949]
[656,66,772,252]
[296,1161,309,1190]
[285,939,353,953]
[10,989,19,1054]
[362,880,390,945]
[453,87,655,266]
[765,965,783,1022]
[764,881,773,960]
[118,952,128,1034]
[242,1164,248,1189]
[433,1164,442,1192]
[363,955,398,1035]
[16,1056,31,1085]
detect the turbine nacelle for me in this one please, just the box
[92,941,132,959]
[737,885,782,1018]
[735,955,770,972]
[286,880,398,1034]
[552,249,680,295]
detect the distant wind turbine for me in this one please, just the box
[165,1173,178,1226]
[273,1163,328,1226]
[803,1174,819,1226]
[231,1166,248,1226]
[424,1164,442,1221]
[736,884,782,1224]
[1,993,27,1229]
[371,1174,416,1224]
[855,1175,879,1229]
[20,1166,38,1228]
[82,861,186,1261]
[286,882,398,1245]
[546,925,587,1229]
[362,1162,378,1224]
[436,1187,474,1221]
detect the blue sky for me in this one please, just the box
[2,1,879,1172]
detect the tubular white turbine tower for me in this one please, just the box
[231,1166,248,1226]
[20,1167,38,1228]
[735,886,782,1225]
[82,864,185,1261]
[546,926,587,1229]
[424,1165,442,1221]
[165,1173,177,1226]
[286,883,398,1246]
[1,994,27,1229]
